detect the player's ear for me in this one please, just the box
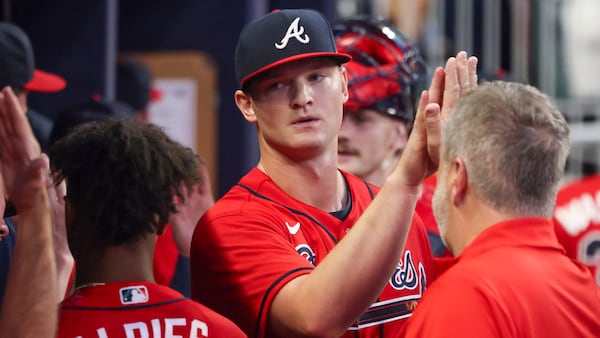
[392,120,409,153]
[340,66,349,103]
[235,90,257,123]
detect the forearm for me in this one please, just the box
[270,172,421,337]
[0,209,58,337]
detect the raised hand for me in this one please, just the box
[0,86,45,213]
[428,51,478,122]
[394,51,478,187]
[0,86,57,337]
[169,158,214,257]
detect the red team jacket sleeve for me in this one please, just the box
[191,211,315,337]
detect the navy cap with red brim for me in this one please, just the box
[235,9,351,88]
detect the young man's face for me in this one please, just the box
[237,57,348,160]
[338,108,408,185]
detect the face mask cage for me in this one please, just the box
[334,17,428,125]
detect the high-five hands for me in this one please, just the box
[395,51,478,188]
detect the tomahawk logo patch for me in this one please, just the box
[120,285,149,305]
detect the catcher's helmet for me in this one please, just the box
[334,17,427,124]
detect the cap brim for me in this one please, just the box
[23,69,67,93]
[241,52,351,87]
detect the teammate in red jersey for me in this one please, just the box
[49,99,211,297]
[334,17,426,187]
[190,8,477,338]
[404,81,600,337]
[333,17,448,257]
[553,174,600,286]
[48,119,245,337]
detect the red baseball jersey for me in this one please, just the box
[404,218,600,337]
[58,281,246,338]
[190,168,436,338]
[553,174,600,286]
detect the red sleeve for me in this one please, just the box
[190,212,314,338]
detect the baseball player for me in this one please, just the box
[553,174,600,286]
[190,8,477,337]
[335,17,426,186]
[49,99,212,298]
[49,119,245,337]
[334,17,448,257]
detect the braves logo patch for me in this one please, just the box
[390,250,421,290]
[296,244,316,265]
[120,285,149,305]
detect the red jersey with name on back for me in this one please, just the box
[58,282,246,338]
[190,168,435,338]
[553,174,600,286]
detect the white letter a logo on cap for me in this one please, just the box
[275,17,310,49]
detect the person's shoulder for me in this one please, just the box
[557,174,600,200]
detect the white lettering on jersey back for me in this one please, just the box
[554,190,600,235]
[84,318,209,338]
[275,17,310,49]
[124,322,147,338]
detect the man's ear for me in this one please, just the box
[392,121,409,152]
[451,157,468,206]
[234,90,257,123]
[340,66,349,103]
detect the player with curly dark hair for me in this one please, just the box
[50,120,198,249]
[50,119,245,337]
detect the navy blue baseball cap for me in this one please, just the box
[0,22,66,92]
[235,9,351,87]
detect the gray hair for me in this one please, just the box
[442,81,570,217]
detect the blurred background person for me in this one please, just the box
[0,21,66,152]
[334,16,447,257]
[549,0,600,288]
[553,175,600,287]
[115,57,161,122]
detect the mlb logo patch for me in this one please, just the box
[119,285,149,305]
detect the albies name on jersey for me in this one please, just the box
[73,318,209,338]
